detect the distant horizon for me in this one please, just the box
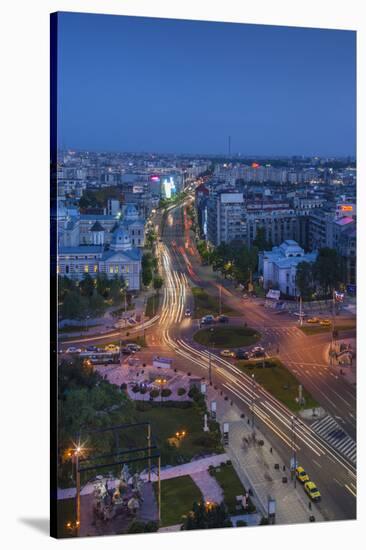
[58,146,356,161]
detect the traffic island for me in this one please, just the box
[236,358,319,412]
[193,326,261,348]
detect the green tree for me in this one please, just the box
[79,273,95,297]
[109,275,125,305]
[313,248,343,297]
[182,501,232,530]
[58,275,76,301]
[89,289,105,316]
[142,253,153,287]
[253,226,272,251]
[153,275,164,294]
[61,290,87,320]
[296,262,314,299]
[96,273,109,298]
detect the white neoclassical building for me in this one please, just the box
[259,240,317,297]
[58,225,142,290]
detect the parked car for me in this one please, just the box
[86,346,98,352]
[296,466,310,483]
[319,319,332,327]
[220,349,235,358]
[121,348,132,355]
[218,315,229,323]
[306,317,320,324]
[236,349,250,360]
[304,481,321,502]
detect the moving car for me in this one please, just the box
[126,343,141,352]
[201,315,215,325]
[220,349,235,358]
[304,481,321,501]
[306,317,319,324]
[319,319,331,326]
[65,347,81,354]
[121,347,132,355]
[251,346,265,358]
[86,346,98,352]
[218,315,229,323]
[105,344,120,352]
[295,466,310,483]
[236,349,250,360]
[185,308,192,317]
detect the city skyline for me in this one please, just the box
[57,13,356,157]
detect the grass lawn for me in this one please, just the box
[133,402,223,465]
[300,321,356,336]
[57,498,76,538]
[145,294,160,318]
[210,463,252,514]
[191,287,235,318]
[193,326,260,348]
[236,359,319,412]
[153,475,202,527]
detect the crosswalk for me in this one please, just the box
[311,415,356,464]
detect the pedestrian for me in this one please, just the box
[270,447,273,454]
[308,501,312,511]
[283,465,286,471]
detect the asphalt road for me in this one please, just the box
[61,199,357,522]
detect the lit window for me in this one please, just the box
[94,265,98,272]
[109,266,113,273]
[115,265,119,273]
[125,265,129,273]
[84,265,89,273]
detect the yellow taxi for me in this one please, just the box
[295,466,309,483]
[304,481,321,502]
[220,349,235,358]
[105,344,120,352]
[306,317,319,324]
[319,319,332,327]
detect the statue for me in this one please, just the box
[203,413,209,432]
[120,464,130,483]
[127,496,140,515]
[131,472,144,501]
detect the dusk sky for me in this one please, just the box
[57,12,356,157]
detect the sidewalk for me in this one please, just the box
[57,453,229,500]
[205,386,325,525]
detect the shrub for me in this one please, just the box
[120,383,127,390]
[260,517,269,525]
[177,387,186,396]
[161,388,172,398]
[192,434,218,449]
[127,521,146,533]
[132,385,140,393]
[236,520,247,527]
[140,387,147,395]
[127,520,158,533]
[150,389,159,399]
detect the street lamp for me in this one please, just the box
[208,327,214,385]
[251,374,256,433]
[291,415,297,488]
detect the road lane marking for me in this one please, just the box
[345,484,356,497]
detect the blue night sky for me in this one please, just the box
[56,12,356,156]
